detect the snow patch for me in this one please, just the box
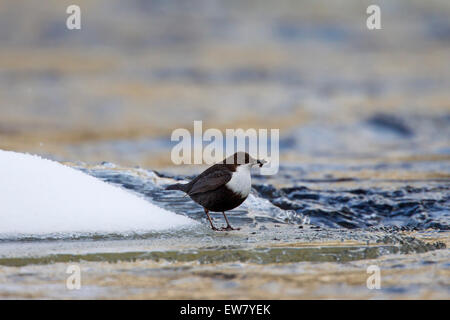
[0,150,195,237]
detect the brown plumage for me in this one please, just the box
[166,152,264,231]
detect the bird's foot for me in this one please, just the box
[209,224,240,231]
[219,225,240,231]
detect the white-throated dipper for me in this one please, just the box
[166,152,265,231]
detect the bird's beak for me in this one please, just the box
[256,159,266,167]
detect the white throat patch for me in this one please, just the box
[225,164,252,198]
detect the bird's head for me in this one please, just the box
[222,152,266,168]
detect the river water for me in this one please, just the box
[0,0,449,299]
[0,162,448,299]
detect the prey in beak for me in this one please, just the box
[256,159,267,167]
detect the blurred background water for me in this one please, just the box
[0,0,448,168]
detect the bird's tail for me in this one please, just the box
[165,183,189,192]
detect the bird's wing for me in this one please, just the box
[187,167,232,196]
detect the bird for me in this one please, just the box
[165,152,265,231]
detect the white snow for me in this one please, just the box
[0,150,195,237]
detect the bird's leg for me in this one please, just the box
[221,212,240,231]
[204,208,218,231]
